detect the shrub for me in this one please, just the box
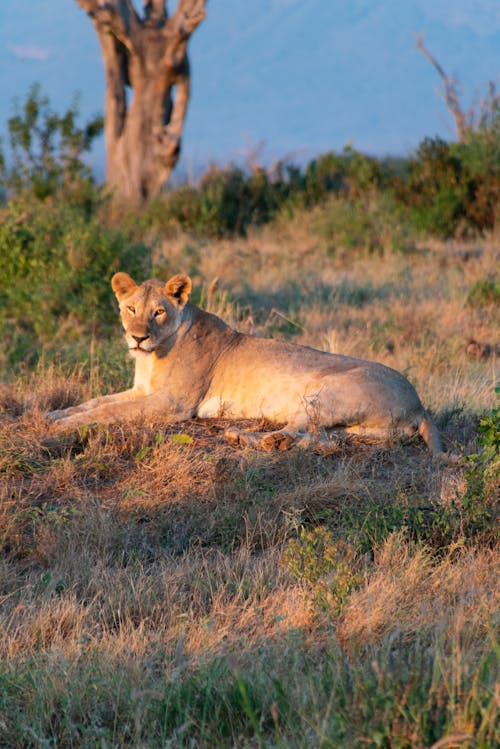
[0,195,150,370]
[284,527,362,616]
[197,165,282,235]
[136,165,286,238]
[395,125,500,237]
[313,192,415,255]
[466,277,500,308]
[463,388,500,513]
[395,137,467,237]
[426,389,500,548]
[140,147,392,239]
[0,87,148,373]
[457,111,500,232]
[301,145,385,206]
[0,83,103,212]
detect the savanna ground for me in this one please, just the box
[1,202,499,748]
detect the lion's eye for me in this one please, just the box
[127,305,135,315]
[154,308,165,318]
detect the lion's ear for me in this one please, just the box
[165,274,192,307]
[112,272,137,301]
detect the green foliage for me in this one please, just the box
[0,83,103,208]
[156,128,499,241]
[284,527,362,615]
[142,165,285,237]
[456,108,500,231]
[1,631,496,748]
[314,192,415,254]
[0,86,497,377]
[141,146,396,239]
[477,388,500,455]
[461,388,500,533]
[298,145,386,206]
[395,123,500,237]
[316,411,498,555]
[395,136,468,237]
[196,164,282,235]
[0,88,111,372]
[466,277,500,308]
[141,132,499,242]
[2,85,497,244]
[0,195,150,370]
[330,490,496,554]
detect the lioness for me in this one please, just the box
[48,272,443,453]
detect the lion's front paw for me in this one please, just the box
[47,407,84,427]
[47,413,85,431]
[47,403,86,421]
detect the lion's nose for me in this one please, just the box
[132,335,148,344]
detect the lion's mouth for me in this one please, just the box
[129,345,154,354]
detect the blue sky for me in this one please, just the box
[1,1,499,176]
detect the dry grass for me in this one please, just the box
[0,229,499,747]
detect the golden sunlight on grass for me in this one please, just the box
[0,229,498,747]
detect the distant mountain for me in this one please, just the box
[1,0,498,174]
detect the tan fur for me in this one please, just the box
[48,272,444,453]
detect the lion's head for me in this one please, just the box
[111,272,192,356]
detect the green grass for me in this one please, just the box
[0,624,497,748]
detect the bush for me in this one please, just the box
[197,164,283,235]
[0,86,149,373]
[313,192,415,255]
[395,125,500,237]
[136,165,285,238]
[299,146,386,206]
[119,137,499,242]
[284,527,361,616]
[463,388,500,513]
[0,195,150,370]
[456,111,500,232]
[0,83,103,212]
[395,137,468,237]
[139,147,392,239]
[466,277,500,308]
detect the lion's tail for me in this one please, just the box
[418,411,444,454]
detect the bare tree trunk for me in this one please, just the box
[415,35,469,142]
[76,0,205,203]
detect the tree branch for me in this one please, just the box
[166,0,205,42]
[478,81,500,130]
[144,0,167,27]
[151,63,191,192]
[77,0,140,53]
[99,33,128,143]
[162,0,205,73]
[416,34,468,141]
[75,0,99,13]
[75,0,130,149]
[165,65,190,140]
